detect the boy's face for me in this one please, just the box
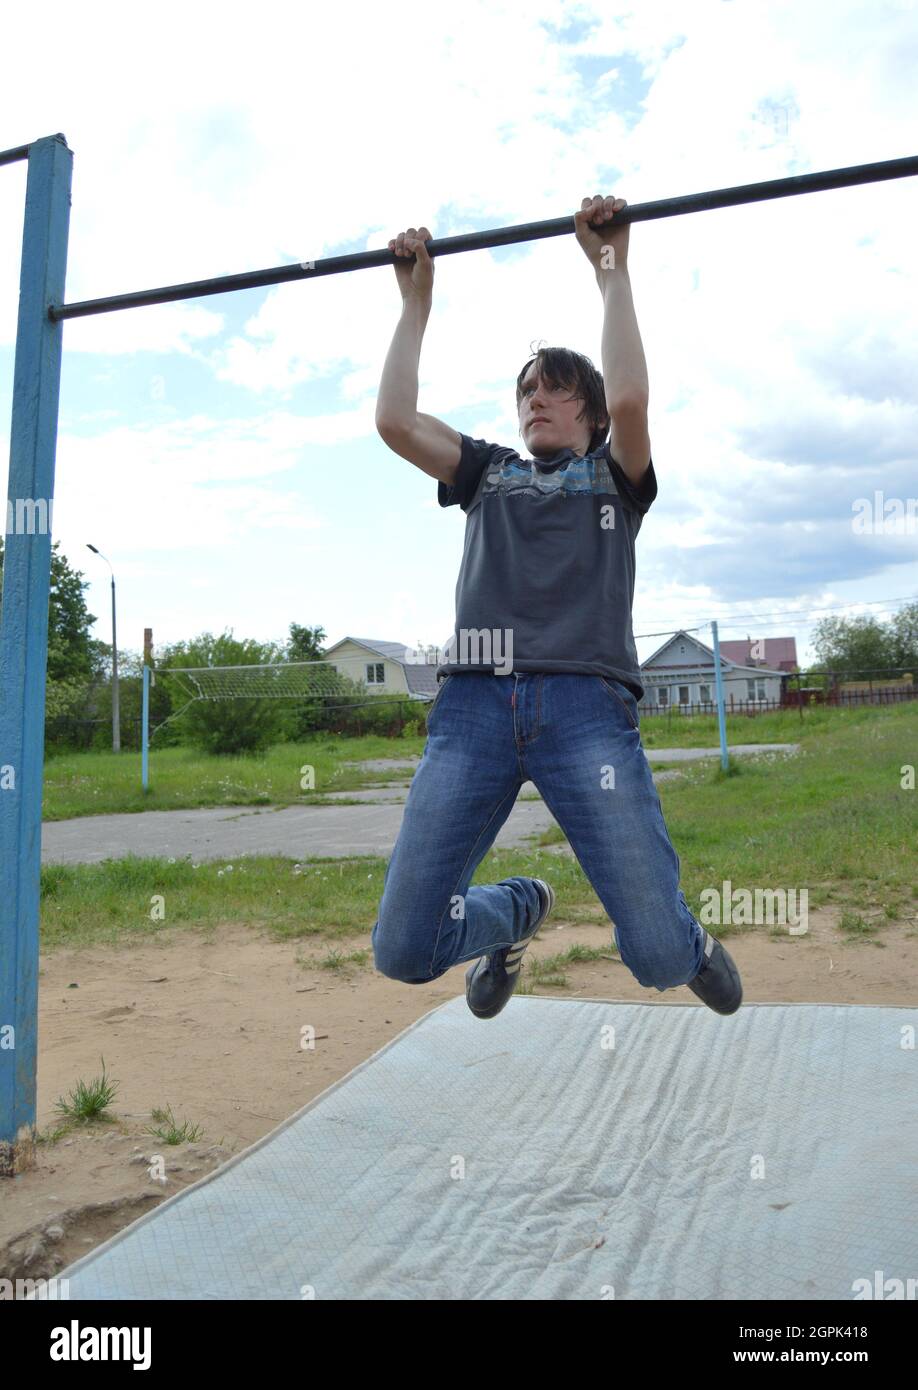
[518,363,593,459]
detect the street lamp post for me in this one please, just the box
[86,544,119,752]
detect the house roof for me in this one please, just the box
[323,637,440,699]
[640,630,786,678]
[719,636,798,671]
[641,629,724,668]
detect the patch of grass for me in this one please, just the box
[54,1057,119,1124]
[637,700,883,750]
[39,853,387,949]
[318,948,370,971]
[35,1123,72,1146]
[712,757,744,781]
[839,911,880,938]
[42,733,429,821]
[145,1105,204,1145]
[766,923,807,940]
[520,942,619,992]
[535,824,568,847]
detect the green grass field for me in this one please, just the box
[38,702,916,952]
[43,701,891,820]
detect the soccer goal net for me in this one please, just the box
[140,656,419,788]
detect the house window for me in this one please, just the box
[747,678,766,701]
[678,685,690,705]
[699,684,711,702]
[658,687,669,706]
[367,663,385,684]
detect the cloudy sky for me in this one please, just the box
[1,0,916,672]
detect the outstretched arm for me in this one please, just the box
[575,194,651,486]
[376,225,462,485]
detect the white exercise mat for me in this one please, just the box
[51,997,917,1300]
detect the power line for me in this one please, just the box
[633,593,915,639]
[635,613,900,642]
[645,590,917,610]
[645,592,915,621]
[633,624,710,639]
[712,617,901,636]
[710,604,905,633]
[715,595,914,624]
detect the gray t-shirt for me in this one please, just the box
[436,434,657,699]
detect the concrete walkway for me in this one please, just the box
[41,744,798,866]
[41,798,558,865]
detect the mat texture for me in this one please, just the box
[52,997,917,1300]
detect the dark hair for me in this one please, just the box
[515,344,610,454]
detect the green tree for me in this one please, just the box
[280,622,366,739]
[810,614,895,678]
[887,600,918,674]
[286,622,327,662]
[158,630,289,755]
[0,537,102,681]
[0,538,108,744]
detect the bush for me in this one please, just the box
[157,631,289,756]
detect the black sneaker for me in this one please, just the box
[465,878,555,1020]
[687,927,742,1014]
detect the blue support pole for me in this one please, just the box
[0,134,72,1175]
[142,664,150,791]
[711,620,730,772]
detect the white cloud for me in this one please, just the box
[1,0,916,663]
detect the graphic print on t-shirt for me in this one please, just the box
[482,448,631,501]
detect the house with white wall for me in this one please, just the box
[639,630,790,710]
[322,637,440,702]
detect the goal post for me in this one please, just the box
[140,656,420,789]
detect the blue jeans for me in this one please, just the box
[371,672,705,990]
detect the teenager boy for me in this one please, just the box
[371,195,741,1020]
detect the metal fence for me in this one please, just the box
[640,686,918,719]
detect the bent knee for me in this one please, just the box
[374,957,430,984]
[372,906,442,983]
[371,931,431,984]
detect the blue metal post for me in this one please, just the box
[142,664,150,791]
[711,620,730,772]
[0,135,72,1175]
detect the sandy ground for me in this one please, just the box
[3,895,916,1288]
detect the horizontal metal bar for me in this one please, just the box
[49,153,918,322]
[0,133,67,168]
[0,143,34,167]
